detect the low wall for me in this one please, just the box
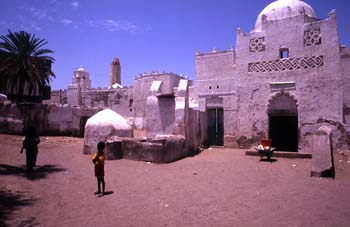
[105,135,189,163]
[0,103,48,134]
[300,118,350,152]
[0,103,99,136]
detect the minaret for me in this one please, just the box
[110,57,121,86]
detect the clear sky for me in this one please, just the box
[1,0,349,89]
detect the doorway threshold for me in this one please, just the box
[245,150,312,159]
[209,145,224,148]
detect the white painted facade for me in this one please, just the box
[195,0,350,151]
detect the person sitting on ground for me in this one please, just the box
[92,142,106,196]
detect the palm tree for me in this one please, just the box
[0,30,55,102]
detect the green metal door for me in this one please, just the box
[207,108,224,146]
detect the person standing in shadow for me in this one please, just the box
[20,126,40,172]
[92,142,106,196]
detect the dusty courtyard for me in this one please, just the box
[1,134,350,227]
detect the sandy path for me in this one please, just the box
[1,134,350,227]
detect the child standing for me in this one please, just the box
[92,142,106,196]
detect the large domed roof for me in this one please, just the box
[254,0,316,31]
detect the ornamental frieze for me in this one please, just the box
[248,56,324,73]
[304,29,321,46]
[249,37,265,52]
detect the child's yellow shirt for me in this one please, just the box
[92,152,105,165]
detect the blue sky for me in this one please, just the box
[1,0,349,89]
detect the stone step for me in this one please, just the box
[245,150,312,159]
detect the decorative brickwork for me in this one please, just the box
[249,37,265,52]
[248,56,324,73]
[267,91,298,114]
[304,29,321,46]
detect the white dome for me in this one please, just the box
[77,67,85,72]
[85,109,131,130]
[83,109,133,154]
[255,0,316,31]
[111,83,123,89]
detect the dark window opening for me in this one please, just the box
[280,48,289,59]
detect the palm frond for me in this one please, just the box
[0,30,55,102]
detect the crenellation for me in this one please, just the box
[195,49,234,57]
[340,46,350,58]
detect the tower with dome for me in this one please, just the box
[195,0,350,151]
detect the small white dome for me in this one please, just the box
[255,0,316,31]
[86,109,131,130]
[77,67,85,72]
[111,83,123,89]
[83,109,133,154]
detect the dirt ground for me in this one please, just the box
[1,134,350,227]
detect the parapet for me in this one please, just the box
[340,46,350,58]
[195,49,234,57]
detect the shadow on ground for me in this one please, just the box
[0,188,39,227]
[102,191,114,196]
[259,158,278,162]
[0,164,66,181]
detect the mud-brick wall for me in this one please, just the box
[0,103,98,136]
[341,56,350,126]
[146,96,176,137]
[0,103,49,134]
[46,105,98,136]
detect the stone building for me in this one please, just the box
[39,0,350,152]
[45,62,188,125]
[133,71,190,129]
[46,59,134,118]
[66,67,91,106]
[195,0,350,151]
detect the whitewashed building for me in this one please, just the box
[195,0,350,151]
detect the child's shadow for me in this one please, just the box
[259,158,277,162]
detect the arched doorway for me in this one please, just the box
[268,93,298,151]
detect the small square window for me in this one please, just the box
[280,49,289,59]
